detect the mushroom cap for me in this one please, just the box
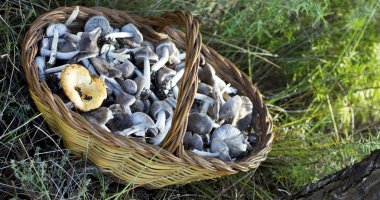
[115,92,136,108]
[197,82,213,95]
[184,132,193,150]
[124,79,138,95]
[219,95,243,119]
[157,66,176,88]
[210,138,232,161]
[46,23,67,37]
[198,64,216,86]
[89,57,122,78]
[121,23,143,44]
[130,99,145,113]
[141,40,155,52]
[106,104,132,132]
[187,113,213,135]
[79,30,101,53]
[116,62,135,79]
[61,64,107,111]
[84,15,112,35]
[234,96,253,130]
[212,124,247,158]
[164,96,177,109]
[82,107,113,125]
[134,76,145,97]
[58,40,78,52]
[150,101,172,120]
[156,40,180,64]
[135,47,158,62]
[192,133,204,151]
[131,112,155,128]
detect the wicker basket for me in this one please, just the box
[22,6,274,189]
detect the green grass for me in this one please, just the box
[1,0,379,199]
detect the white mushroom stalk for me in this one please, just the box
[45,64,69,74]
[104,32,133,40]
[164,68,184,94]
[81,58,98,75]
[101,44,130,62]
[35,56,46,81]
[151,47,169,71]
[65,6,80,26]
[192,149,220,157]
[46,23,67,65]
[151,115,173,146]
[100,75,123,92]
[179,52,186,61]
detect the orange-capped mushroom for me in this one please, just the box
[61,64,107,111]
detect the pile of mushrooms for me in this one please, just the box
[35,7,258,162]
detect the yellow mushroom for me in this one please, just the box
[61,64,107,111]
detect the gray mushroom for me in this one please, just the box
[150,114,173,145]
[184,132,203,151]
[115,92,136,115]
[100,44,130,63]
[106,104,132,132]
[135,47,159,91]
[70,27,102,63]
[35,56,46,81]
[46,23,68,65]
[150,101,172,133]
[84,15,112,35]
[89,56,122,78]
[157,67,176,88]
[82,107,113,132]
[81,58,98,75]
[187,113,213,135]
[117,112,156,136]
[232,96,253,130]
[211,124,248,159]
[120,23,143,44]
[197,82,213,95]
[115,61,135,79]
[219,95,243,120]
[151,39,179,71]
[116,78,138,95]
[40,38,79,60]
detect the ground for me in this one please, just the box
[0,0,379,199]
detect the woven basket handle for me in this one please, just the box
[149,11,202,155]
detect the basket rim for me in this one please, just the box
[22,6,274,175]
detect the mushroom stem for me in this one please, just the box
[151,115,172,145]
[143,58,151,90]
[156,110,166,133]
[118,125,144,136]
[200,102,210,114]
[179,52,186,61]
[41,48,79,60]
[192,149,220,157]
[99,124,111,132]
[104,32,133,40]
[45,64,69,74]
[65,6,80,26]
[35,56,46,81]
[165,68,184,92]
[100,75,123,92]
[81,58,98,75]
[65,102,74,109]
[151,46,169,71]
[195,93,215,104]
[47,28,60,65]
[65,32,81,43]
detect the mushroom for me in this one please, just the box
[187,113,213,135]
[82,107,113,132]
[149,114,173,145]
[115,61,135,79]
[57,40,78,53]
[163,67,185,94]
[231,96,253,130]
[156,67,176,88]
[164,96,177,109]
[211,124,248,159]
[35,56,46,81]
[115,92,136,115]
[106,104,132,132]
[151,40,179,71]
[150,100,172,133]
[65,6,80,26]
[46,23,68,65]
[44,64,69,74]
[84,15,112,35]
[219,95,243,120]
[117,112,156,137]
[89,56,122,78]
[197,82,213,96]
[120,23,143,44]
[100,44,130,63]
[81,58,99,75]
[70,27,102,63]
[135,47,158,91]
[40,38,79,61]
[134,75,146,98]
[116,78,138,95]
[60,64,107,111]
[184,132,203,151]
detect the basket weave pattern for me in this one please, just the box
[22,6,274,189]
